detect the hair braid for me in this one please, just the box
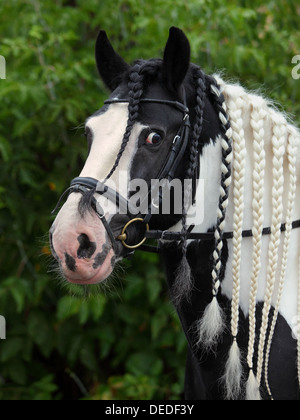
[245,98,267,400]
[105,63,145,180]
[222,94,246,399]
[173,68,206,305]
[256,111,286,387]
[197,79,233,350]
[188,69,207,176]
[210,82,233,297]
[264,129,299,398]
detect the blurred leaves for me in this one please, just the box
[0,0,299,400]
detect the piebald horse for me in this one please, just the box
[50,28,300,400]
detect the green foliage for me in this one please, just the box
[0,0,299,400]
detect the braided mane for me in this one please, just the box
[209,76,300,399]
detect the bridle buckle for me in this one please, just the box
[117,218,150,250]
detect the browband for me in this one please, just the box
[104,98,189,115]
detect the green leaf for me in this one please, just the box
[0,135,12,162]
[0,338,24,362]
[7,359,27,385]
[57,296,81,321]
[31,375,59,400]
[27,312,55,358]
[125,351,163,376]
[29,25,43,40]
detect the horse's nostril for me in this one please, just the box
[77,233,97,259]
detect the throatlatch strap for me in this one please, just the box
[146,220,300,241]
[141,219,300,253]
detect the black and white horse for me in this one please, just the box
[50,28,300,400]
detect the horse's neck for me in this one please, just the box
[167,137,223,235]
[174,78,300,329]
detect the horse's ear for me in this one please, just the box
[163,27,191,93]
[95,30,130,91]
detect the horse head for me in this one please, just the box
[50,27,223,285]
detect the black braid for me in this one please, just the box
[79,64,146,216]
[173,67,207,306]
[180,68,206,251]
[105,63,145,180]
[195,76,233,349]
[105,60,162,181]
[189,68,206,175]
[209,77,233,297]
[79,62,161,216]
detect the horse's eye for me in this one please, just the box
[146,132,162,145]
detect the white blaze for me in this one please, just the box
[80,103,146,216]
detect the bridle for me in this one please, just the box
[52,93,193,255]
[52,94,300,256]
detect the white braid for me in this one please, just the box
[244,98,267,400]
[256,112,287,386]
[264,131,298,397]
[222,95,246,399]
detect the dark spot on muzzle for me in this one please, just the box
[65,253,77,272]
[111,255,116,267]
[77,234,97,259]
[93,243,111,269]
